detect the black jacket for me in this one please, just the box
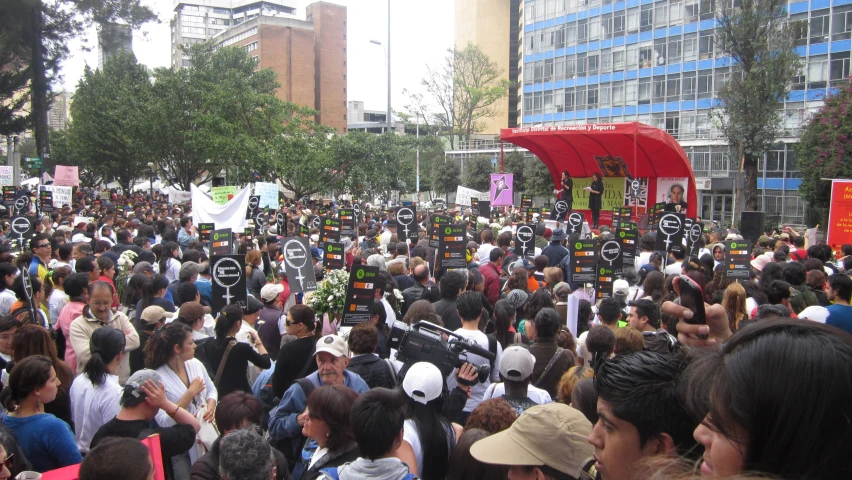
[346,354,397,390]
[433,298,462,331]
[112,242,156,264]
[191,435,291,480]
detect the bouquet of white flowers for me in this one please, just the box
[115,250,137,301]
[307,268,349,315]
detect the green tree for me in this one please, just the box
[712,0,802,214]
[0,3,31,136]
[432,158,461,199]
[525,158,556,199]
[405,43,511,149]
[64,52,151,193]
[502,151,527,192]
[463,155,494,192]
[796,79,852,225]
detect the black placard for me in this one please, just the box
[521,194,532,209]
[654,212,685,253]
[210,228,233,256]
[469,199,479,231]
[275,210,286,234]
[353,203,362,226]
[527,207,540,224]
[310,216,321,230]
[438,223,467,269]
[515,224,536,258]
[10,215,33,251]
[566,211,584,235]
[612,207,632,230]
[596,238,623,300]
[323,241,345,271]
[299,224,310,237]
[281,237,317,293]
[198,223,214,244]
[429,214,451,248]
[650,202,666,230]
[477,200,490,220]
[243,228,255,251]
[686,219,703,257]
[39,190,53,213]
[3,187,15,206]
[13,195,30,216]
[571,239,598,285]
[725,240,752,280]
[246,195,260,219]
[211,254,246,314]
[320,217,341,247]
[395,205,418,243]
[341,265,380,327]
[618,229,639,275]
[339,208,355,238]
[554,200,570,221]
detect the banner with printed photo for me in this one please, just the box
[655,177,689,211]
[624,178,648,208]
[490,173,514,206]
[571,177,625,211]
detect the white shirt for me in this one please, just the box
[402,419,454,475]
[445,328,503,413]
[478,244,496,263]
[635,251,652,270]
[482,383,553,404]
[154,258,181,283]
[69,373,123,453]
[0,290,15,316]
[576,330,590,361]
[48,289,69,328]
[664,261,683,275]
[154,359,217,464]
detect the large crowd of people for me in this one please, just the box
[0,186,847,480]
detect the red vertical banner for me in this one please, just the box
[827,180,852,251]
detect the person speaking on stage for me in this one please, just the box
[585,172,604,228]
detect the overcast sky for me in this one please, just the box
[59,0,455,114]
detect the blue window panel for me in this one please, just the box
[654,28,667,39]
[576,77,588,86]
[556,16,567,25]
[565,78,576,88]
[524,84,534,94]
[810,43,829,55]
[565,111,575,120]
[667,63,682,74]
[613,72,625,81]
[555,47,566,57]
[600,73,612,83]
[682,61,697,71]
[712,98,724,107]
[624,105,638,115]
[578,44,589,53]
[829,87,840,95]
[576,110,587,119]
[684,22,698,33]
[681,100,696,110]
[813,0,830,9]
[589,41,601,50]
[533,115,543,123]
[599,108,611,116]
[578,10,589,19]
[546,19,556,27]
[626,70,639,79]
[613,1,626,10]
[640,31,653,41]
[788,1,808,13]
[669,25,682,36]
[523,115,533,124]
[543,113,554,122]
[666,101,680,111]
[555,112,565,122]
[587,109,599,118]
[628,0,639,7]
[545,50,555,59]
[612,107,624,116]
[653,66,666,75]
[807,89,827,100]
[697,99,713,109]
[715,57,731,67]
[698,59,713,70]
[626,33,639,44]
[787,90,806,101]
[590,7,602,16]
[787,179,802,190]
[543,81,554,90]
[566,46,577,55]
[699,19,715,30]
[639,67,652,77]
[638,104,651,114]
[758,178,803,190]
[651,103,665,112]
[613,36,626,46]
[525,54,533,63]
[641,0,654,4]
[837,0,852,6]
[533,84,544,92]
[603,4,614,13]
[525,24,534,33]
[601,39,613,49]
[567,13,577,22]
[794,45,807,56]
[554,80,564,89]
[831,40,851,52]
[535,21,545,30]
[588,75,600,84]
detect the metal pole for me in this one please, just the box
[12,137,19,188]
[416,115,420,203]
[386,0,392,132]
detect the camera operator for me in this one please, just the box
[446,291,502,424]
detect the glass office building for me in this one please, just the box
[519,0,851,224]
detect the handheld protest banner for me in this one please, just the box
[654,212,685,253]
[341,265,380,327]
[396,205,418,243]
[198,223,214,244]
[281,237,317,293]
[618,229,639,276]
[686,219,703,257]
[429,214,452,248]
[566,211,584,235]
[597,238,623,299]
[438,224,467,269]
[319,217,341,248]
[515,224,536,258]
[571,238,598,285]
[211,254,246,314]
[323,241,345,271]
[10,216,32,251]
[725,240,751,281]
[339,208,355,238]
[554,200,570,221]
[246,195,260,219]
[210,228,233,256]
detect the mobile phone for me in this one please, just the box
[675,275,706,337]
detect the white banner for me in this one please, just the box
[455,185,484,207]
[169,190,191,204]
[191,184,250,231]
[0,167,12,186]
[255,182,279,209]
[39,185,72,208]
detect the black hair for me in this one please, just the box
[177,282,198,304]
[2,355,54,411]
[29,234,49,253]
[139,274,169,313]
[597,297,621,325]
[628,298,660,329]
[371,298,387,328]
[0,316,19,334]
[215,304,244,343]
[489,247,504,263]
[96,255,114,273]
[764,280,791,304]
[639,234,656,252]
[405,388,454,479]
[85,328,126,386]
[75,255,97,274]
[11,275,41,303]
[670,245,686,260]
[57,243,73,261]
[446,428,508,480]
[350,387,407,459]
[586,325,616,371]
[492,299,517,349]
[533,307,561,340]
[525,288,555,322]
[122,273,147,310]
[456,291,483,322]
[215,391,262,432]
[682,320,852,477]
[79,438,153,480]
[0,263,14,294]
[64,272,91,301]
[158,241,179,276]
[439,270,467,299]
[577,299,592,337]
[596,350,698,458]
[144,322,192,370]
[741,280,769,306]
[827,272,852,303]
[571,378,599,425]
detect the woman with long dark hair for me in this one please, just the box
[0,263,18,316]
[245,250,266,298]
[121,272,147,319]
[156,241,181,283]
[271,304,319,398]
[55,273,90,375]
[396,362,459,480]
[492,299,525,349]
[9,276,48,328]
[47,266,72,328]
[0,356,82,472]
[69,328,126,453]
[135,274,175,326]
[198,304,270,398]
[295,385,361,480]
[588,172,604,228]
[10,325,75,427]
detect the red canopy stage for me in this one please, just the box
[500,122,697,219]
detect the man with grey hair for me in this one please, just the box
[219,429,276,480]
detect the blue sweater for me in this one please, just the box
[2,413,82,472]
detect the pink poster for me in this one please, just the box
[490,173,514,206]
[53,165,79,187]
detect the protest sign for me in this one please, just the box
[395,205,418,242]
[429,214,451,248]
[198,223,214,244]
[339,208,355,238]
[2,187,14,206]
[243,228,255,250]
[490,173,514,206]
[515,224,536,258]
[323,242,345,271]
[596,238,623,300]
[39,190,53,213]
[571,239,598,285]
[245,196,260,220]
[53,165,79,187]
[211,255,246,314]
[554,200,570,221]
[438,224,467,269]
[255,182,279,209]
[654,212,685,253]
[725,240,751,281]
[0,167,12,186]
[38,185,72,208]
[210,228,233,256]
[281,237,317,293]
[618,229,638,276]
[211,186,237,205]
[456,186,483,207]
[827,180,852,251]
[341,265,380,327]
[566,212,584,235]
[319,217,341,247]
[169,190,191,205]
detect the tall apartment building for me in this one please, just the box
[98,23,134,68]
[455,0,522,133]
[516,0,852,224]
[48,91,71,131]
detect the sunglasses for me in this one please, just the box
[285,320,299,327]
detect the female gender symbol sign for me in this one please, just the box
[282,239,309,291]
[212,257,242,305]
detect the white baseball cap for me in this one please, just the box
[613,279,630,295]
[499,345,536,381]
[315,335,349,358]
[260,283,285,302]
[402,362,444,404]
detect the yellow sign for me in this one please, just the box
[571,177,625,210]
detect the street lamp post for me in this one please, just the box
[147,162,154,198]
[369,0,391,133]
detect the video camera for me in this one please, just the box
[388,320,496,386]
